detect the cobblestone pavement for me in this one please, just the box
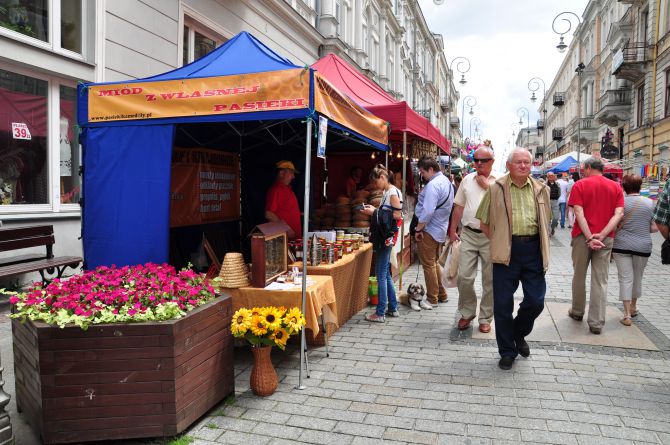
[187,228,670,445]
[1,228,669,444]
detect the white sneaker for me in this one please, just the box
[365,313,385,323]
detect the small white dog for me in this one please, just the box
[406,283,432,311]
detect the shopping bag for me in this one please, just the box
[440,240,460,288]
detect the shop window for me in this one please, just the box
[0,68,48,206]
[183,21,226,66]
[59,85,80,205]
[60,0,82,53]
[0,0,48,42]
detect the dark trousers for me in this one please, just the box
[492,236,546,358]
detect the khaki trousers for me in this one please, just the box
[571,234,613,329]
[457,228,494,323]
[417,232,447,303]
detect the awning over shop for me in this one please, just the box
[311,53,449,153]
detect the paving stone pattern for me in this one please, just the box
[187,229,670,444]
[1,229,669,444]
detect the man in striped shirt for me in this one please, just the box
[476,148,551,370]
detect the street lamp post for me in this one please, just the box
[469,117,481,141]
[517,107,530,148]
[575,62,586,177]
[448,56,470,146]
[461,95,476,142]
[552,11,582,53]
[528,77,547,162]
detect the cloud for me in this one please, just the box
[419,0,589,171]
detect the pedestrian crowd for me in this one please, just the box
[363,143,670,371]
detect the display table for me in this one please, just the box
[228,275,337,339]
[290,243,373,344]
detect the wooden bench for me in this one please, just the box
[0,225,82,284]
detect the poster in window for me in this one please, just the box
[170,148,240,227]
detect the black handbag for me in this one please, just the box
[662,239,670,265]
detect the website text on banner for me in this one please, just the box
[170,148,240,227]
[87,69,310,122]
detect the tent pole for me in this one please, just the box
[385,150,389,169]
[399,131,407,290]
[298,117,313,390]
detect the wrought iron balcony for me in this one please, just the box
[552,128,564,141]
[537,119,544,130]
[553,93,565,107]
[449,116,460,128]
[613,41,652,82]
[535,146,545,155]
[595,89,632,126]
[440,100,450,112]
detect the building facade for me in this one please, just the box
[545,0,670,175]
[0,0,458,283]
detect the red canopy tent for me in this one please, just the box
[312,54,451,287]
[311,53,449,153]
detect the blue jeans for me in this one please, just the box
[492,236,546,358]
[375,246,397,316]
[559,202,566,227]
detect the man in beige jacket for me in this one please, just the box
[476,148,551,370]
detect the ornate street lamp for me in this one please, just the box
[552,12,582,53]
[575,62,586,177]
[450,56,471,86]
[528,77,547,161]
[460,95,476,141]
[511,123,520,145]
[517,107,530,148]
[469,117,481,141]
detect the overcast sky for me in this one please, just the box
[419,0,589,172]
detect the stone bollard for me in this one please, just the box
[0,350,14,445]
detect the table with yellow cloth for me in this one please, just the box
[290,243,373,343]
[227,275,337,339]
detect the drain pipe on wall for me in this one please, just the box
[650,0,661,163]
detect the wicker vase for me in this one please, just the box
[250,346,278,396]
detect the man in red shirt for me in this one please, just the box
[567,157,624,334]
[265,160,301,239]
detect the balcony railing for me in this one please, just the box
[597,89,632,111]
[535,146,545,155]
[580,117,595,130]
[449,117,460,128]
[622,41,651,64]
[552,128,564,141]
[553,93,565,106]
[537,119,544,130]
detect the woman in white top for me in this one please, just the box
[360,164,402,323]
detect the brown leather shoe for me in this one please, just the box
[568,308,583,321]
[478,323,491,333]
[457,316,475,330]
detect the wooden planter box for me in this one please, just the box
[12,295,235,444]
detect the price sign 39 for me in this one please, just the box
[12,122,32,140]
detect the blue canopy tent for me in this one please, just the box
[78,31,389,387]
[546,155,579,174]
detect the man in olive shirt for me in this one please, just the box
[476,148,551,370]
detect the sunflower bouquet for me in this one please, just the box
[231,306,306,350]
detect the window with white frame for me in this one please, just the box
[0,0,89,58]
[183,18,227,66]
[0,65,80,210]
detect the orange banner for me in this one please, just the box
[313,72,388,147]
[170,148,240,227]
[88,69,310,122]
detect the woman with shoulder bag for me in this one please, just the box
[360,165,403,323]
[612,175,658,326]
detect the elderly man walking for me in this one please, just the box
[448,145,498,333]
[476,148,551,370]
[568,158,624,334]
[414,155,454,305]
